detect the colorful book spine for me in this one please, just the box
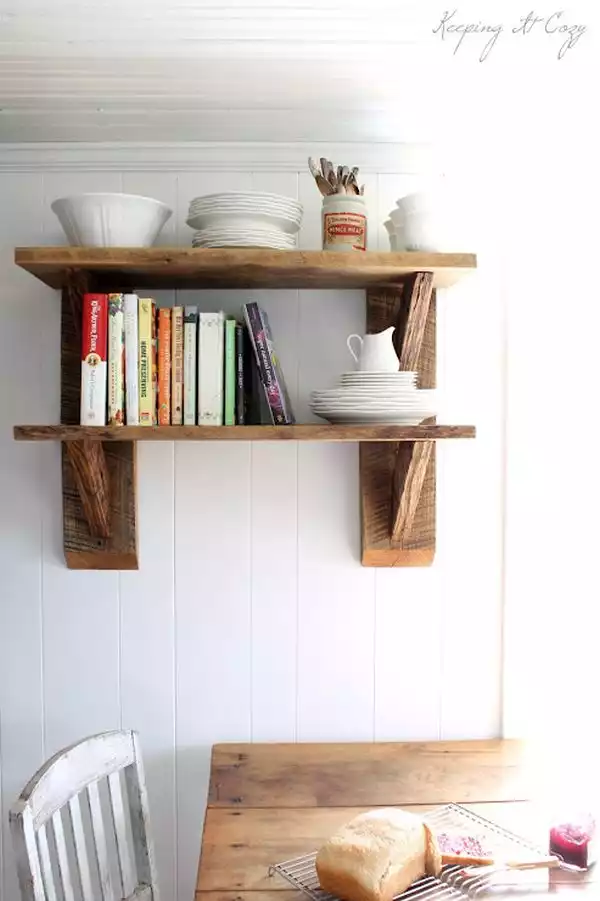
[80,293,108,425]
[243,302,294,424]
[158,308,171,425]
[261,306,295,424]
[183,306,198,425]
[224,319,236,426]
[107,293,125,425]
[123,293,139,425]
[198,311,225,426]
[171,306,184,425]
[138,298,153,425]
[235,322,245,425]
[151,301,158,424]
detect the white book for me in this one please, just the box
[123,293,139,425]
[198,311,225,426]
[183,306,198,425]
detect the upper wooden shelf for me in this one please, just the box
[14,424,476,443]
[14,247,477,290]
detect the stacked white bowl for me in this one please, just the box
[310,372,437,425]
[384,187,468,252]
[186,192,303,248]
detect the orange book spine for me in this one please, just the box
[158,308,171,425]
[152,301,158,424]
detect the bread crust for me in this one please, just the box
[315,808,442,901]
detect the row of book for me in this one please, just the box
[80,294,295,426]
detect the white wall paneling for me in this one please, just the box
[0,145,504,901]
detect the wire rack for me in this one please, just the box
[270,803,553,900]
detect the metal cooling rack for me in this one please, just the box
[270,803,552,900]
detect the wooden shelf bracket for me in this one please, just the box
[61,273,138,570]
[361,273,437,567]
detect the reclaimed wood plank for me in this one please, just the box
[14,424,476,443]
[390,441,434,545]
[64,440,110,538]
[207,741,531,808]
[195,892,596,901]
[15,248,477,291]
[361,286,437,566]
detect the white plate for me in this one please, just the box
[192,232,296,245]
[313,387,430,396]
[340,372,417,379]
[312,392,436,402]
[187,211,302,234]
[188,191,302,205]
[312,411,429,425]
[192,239,295,248]
[189,202,302,216]
[310,404,437,412]
[188,200,302,214]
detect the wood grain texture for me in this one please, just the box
[197,741,599,898]
[390,440,434,545]
[398,272,434,371]
[61,277,138,570]
[15,247,477,291]
[15,424,475,443]
[361,284,437,566]
[207,740,530,808]
[64,440,110,538]
[197,803,552,892]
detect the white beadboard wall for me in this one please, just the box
[0,147,504,901]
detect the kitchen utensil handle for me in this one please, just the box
[346,334,363,364]
[505,856,561,870]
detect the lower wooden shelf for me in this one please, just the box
[12,264,477,570]
[14,424,475,443]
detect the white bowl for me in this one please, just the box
[51,193,172,246]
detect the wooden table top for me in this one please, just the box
[195,741,597,901]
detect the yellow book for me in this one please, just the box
[138,297,154,425]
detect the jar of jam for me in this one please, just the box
[549,810,597,870]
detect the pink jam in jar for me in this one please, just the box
[549,813,597,870]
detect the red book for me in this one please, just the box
[158,308,171,425]
[80,293,108,425]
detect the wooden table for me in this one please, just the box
[196,741,597,901]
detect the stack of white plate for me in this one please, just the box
[187,192,303,248]
[310,372,437,425]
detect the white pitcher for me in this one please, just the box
[346,326,399,372]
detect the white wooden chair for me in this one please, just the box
[10,730,159,901]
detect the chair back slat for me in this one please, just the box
[10,808,46,901]
[68,793,95,901]
[10,730,159,901]
[124,734,159,893]
[108,770,136,896]
[37,822,58,901]
[87,779,117,901]
[52,808,76,901]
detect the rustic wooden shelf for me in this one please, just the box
[14,247,477,290]
[14,246,478,571]
[14,424,476,443]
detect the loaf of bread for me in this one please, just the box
[315,808,442,901]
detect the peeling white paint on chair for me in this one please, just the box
[9,730,159,901]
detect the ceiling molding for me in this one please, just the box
[0,142,438,173]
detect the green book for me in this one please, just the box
[224,318,236,425]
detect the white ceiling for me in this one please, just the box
[0,0,597,143]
